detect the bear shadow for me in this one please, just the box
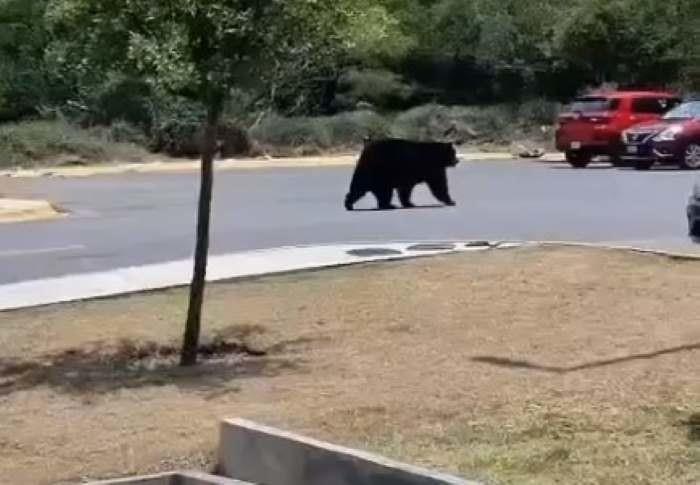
[351,204,446,212]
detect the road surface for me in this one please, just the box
[1,159,697,284]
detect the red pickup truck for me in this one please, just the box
[555,90,681,168]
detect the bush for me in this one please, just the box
[151,118,202,157]
[0,119,146,168]
[248,101,557,155]
[90,77,154,129]
[0,63,47,122]
[249,114,330,153]
[218,121,252,158]
[390,101,557,144]
[324,111,391,144]
[335,69,420,111]
[390,104,507,142]
[250,110,389,155]
[150,97,206,157]
[105,120,150,146]
[517,99,560,126]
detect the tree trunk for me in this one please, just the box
[180,91,224,366]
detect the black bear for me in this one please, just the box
[344,138,459,210]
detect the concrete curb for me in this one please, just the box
[219,418,479,485]
[0,152,565,179]
[0,241,503,311]
[535,240,700,261]
[0,198,63,223]
[2,239,699,312]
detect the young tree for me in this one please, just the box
[46,0,385,365]
[0,0,50,120]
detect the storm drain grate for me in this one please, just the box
[347,248,404,257]
[406,243,457,252]
[464,241,491,248]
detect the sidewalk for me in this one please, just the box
[0,242,502,311]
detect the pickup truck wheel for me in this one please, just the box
[634,160,654,171]
[610,154,626,167]
[566,151,590,169]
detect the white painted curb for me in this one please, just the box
[2,239,697,313]
[0,241,503,311]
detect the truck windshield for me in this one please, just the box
[568,97,620,113]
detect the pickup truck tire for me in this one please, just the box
[566,151,590,169]
[634,160,654,171]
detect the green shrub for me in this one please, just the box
[218,121,252,158]
[250,110,389,154]
[390,104,505,141]
[151,118,202,157]
[90,77,154,128]
[517,99,560,125]
[0,120,146,168]
[105,120,150,146]
[390,102,556,143]
[150,97,206,157]
[0,62,47,122]
[324,111,391,144]
[249,114,330,151]
[335,69,420,111]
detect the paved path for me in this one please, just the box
[1,159,697,284]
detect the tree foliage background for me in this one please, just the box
[1,0,698,125]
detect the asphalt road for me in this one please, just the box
[1,159,697,284]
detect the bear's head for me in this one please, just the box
[439,142,459,167]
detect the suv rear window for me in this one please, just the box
[569,97,621,113]
[632,97,680,114]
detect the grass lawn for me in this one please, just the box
[0,246,698,484]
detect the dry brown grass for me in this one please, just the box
[0,246,698,484]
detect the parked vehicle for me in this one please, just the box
[688,178,700,239]
[555,91,681,168]
[621,101,700,170]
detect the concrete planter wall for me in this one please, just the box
[218,418,479,485]
[90,418,480,485]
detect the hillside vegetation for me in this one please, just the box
[0,0,697,165]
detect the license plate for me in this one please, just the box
[627,145,638,154]
[570,141,581,150]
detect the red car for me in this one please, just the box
[555,90,681,168]
[622,101,700,170]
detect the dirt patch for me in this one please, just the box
[0,246,698,484]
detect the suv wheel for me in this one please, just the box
[566,151,590,168]
[679,143,700,170]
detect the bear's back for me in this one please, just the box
[360,139,452,170]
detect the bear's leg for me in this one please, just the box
[427,170,456,206]
[373,186,396,210]
[344,190,364,211]
[398,184,415,208]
